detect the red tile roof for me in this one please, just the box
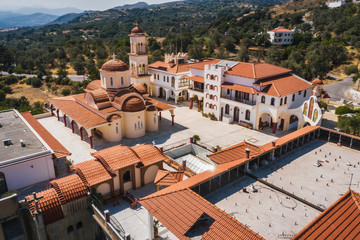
[269,27,294,33]
[259,74,312,97]
[92,145,141,172]
[25,188,64,225]
[228,62,291,79]
[208,141,264,164]
[132,144,166,167]
[149,61,193,73]
[293,190,360,239]
[86,80,101,92]
[187,75,204,83]
[186,59,222,70]
[73,159,113,187]
[49,95,108,129]
[50,174,88,205]
[154,170,184,186]
[221,82,258,95]
[146,97,175,111]
[140,188,264,240]
[21,112,71,159]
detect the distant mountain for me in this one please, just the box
[47,11,100,25]
[0,13,58,29]
[12,7,82,16]
[0,11,23,20]
[114,2,149,10]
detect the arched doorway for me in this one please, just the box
[289,115,299,130]
[159,87,163,98]
[80,127,89,142]
[259,112,273,130]
[233,107,240,122]
[0,172,8,194]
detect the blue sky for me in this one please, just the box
[2,0,179,11]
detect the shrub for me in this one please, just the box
[353,73,360,83]
[335,106,353,115]
[61,88,71,96]
[344,65,359,75]
[0,90,5,101]
[319,100,328,111]
[27,77,42,88]
[193,135,200,141]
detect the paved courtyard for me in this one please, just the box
[38,99,287,164]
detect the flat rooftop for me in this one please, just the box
[206,139,360,239]
[207,177,321,239]
[0,110,50,163]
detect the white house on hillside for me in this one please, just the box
[326,0,346,8]
[267,27,294,45]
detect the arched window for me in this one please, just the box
[280,98,283,106]
[110,77,113,86]
[210,85,213,90]
[245,110,250,121]
[225,104,230,114]
[167,77,169,83]
[284,97,287,104]
[206,103,209,108]
[67,226,74,234]
[298,91,302,95]
[116,127,119,134]
[210,95,213,100]
[207,74,210,79]
[121,77,124,86]
[76,221,83,230]
[271,98,275,106]
[206,93,209,99]
[142,64,146,74]
[210,104,213,109]
[292,94,295,102]
[214,105,217,110]
[211,75,214,80]
[303,90,307,98]
[215,76,218,81]
[123,171,131,183]
[261,96,266,104]
[138,121,140,129]
[214,86,218,91]
[171,77,175,87]
[134,123,137,130]
[227,89,230,95]
[154,117,157,124]
[214,96,218,101]
[141,122,143,129]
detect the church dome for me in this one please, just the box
[101,59,129,72]
[122,96,146,112]
[131,27,143,34]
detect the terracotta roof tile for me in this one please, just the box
[92,145,141,172]
[21,112,71,159]
[146,97,175,111]
[149,61,194,73]
[269,27,294,32]
[186,75,204,83]
[259,74,312,97]
[86,80,101,92]
[25,188,64,225]
[132,144,166,166]
[221,82,258,95]
[49,95,108,129]
[73,159,112,187]
[208,141,264,164]
[293,190,360,239]
[188,59,222,70]
[154,170,184,186]
[50,174,88,205]
[140,188,264,240]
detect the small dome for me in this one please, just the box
[312,78,323,85]
[90,89,109,103]
[122,96,146,112]
[131,27,143,34]
[101,59,129,72]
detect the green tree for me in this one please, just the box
[149,50,164,63]
[148,38,161,52]
[237,46,249,62]
[266,46,283,65]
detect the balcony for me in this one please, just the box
[221,94,256,106]
[189,87,204,93]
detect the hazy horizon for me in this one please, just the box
[1,0,180,12]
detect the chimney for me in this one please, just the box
[182,160,187,170]
[272,141,276,147]
[245,148,251,158]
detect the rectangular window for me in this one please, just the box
[298,91,301,95]
[292,94,295,102]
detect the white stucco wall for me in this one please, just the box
[97,118,122,142]
[1,154,54,190]
[145,110,159,132]
[144,165,160,185]
[100,70,130,89]
[135,167,141,189]
[96,183,111,196]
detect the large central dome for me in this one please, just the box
[101,59,129,72]
[122,96,146,112]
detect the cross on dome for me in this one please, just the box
[112,53,117,60]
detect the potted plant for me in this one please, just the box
[154,219,160,238]
[259,121,264,130]
[193,135,200,143]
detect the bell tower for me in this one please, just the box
[128,26,151,87]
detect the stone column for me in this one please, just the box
[89,135,93,149]
[80,128,83,140]
[56,109,60,121]
[171,115,175,126]
[272,122,277,134]
[159,112,162,121]
[50,105,54,116]
[71,121,75,133]
[63,114,67,127]
[148,211,154,240]
[189,97,193,109]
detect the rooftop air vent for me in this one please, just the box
[20,139,26,147]
[0,123,2,128]
[3,139,13,147]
